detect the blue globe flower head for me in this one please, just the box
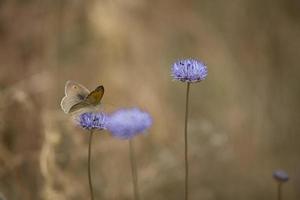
[172,59,208,83]
[273,170,289,183]
[106,108,152,140]
[77,112,107,130]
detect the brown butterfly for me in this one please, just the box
[60,81,104,114]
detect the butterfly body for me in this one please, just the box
[61,81,104,114]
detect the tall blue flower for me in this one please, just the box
[77,112,107,130]
[106,108,152,139]
[171,58,207,200]
[172,59,208,83]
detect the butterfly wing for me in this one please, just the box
[68,101,91,113]
[60,81,90,113]
[85,85,105,106]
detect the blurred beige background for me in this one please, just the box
[0,0,299,199]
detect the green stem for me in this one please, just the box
[184,82,190,200]
[88,130,94,200]
[277,182,282,200]
[129,139,140,200]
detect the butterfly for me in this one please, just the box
[61,80,105,114]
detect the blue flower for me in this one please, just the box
[106,108,152,139]
[172,59,208,83]
[77,112,107,130]
[273,170,289,182]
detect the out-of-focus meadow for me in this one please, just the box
[0,0,299,199]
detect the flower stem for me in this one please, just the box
[277,182,282,200]
[184,82,190,200]
[129,139,140,200]
[88,130,94,200]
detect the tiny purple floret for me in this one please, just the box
[172,59,208,83]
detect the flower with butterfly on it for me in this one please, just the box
[77,112,107,130]
[172,59,208,83]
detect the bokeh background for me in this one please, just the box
[0,0,299,199]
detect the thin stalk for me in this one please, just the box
[184,82,191,200]
[88,130,94,200]
[277,182,282,200]
[129,139,140,200]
